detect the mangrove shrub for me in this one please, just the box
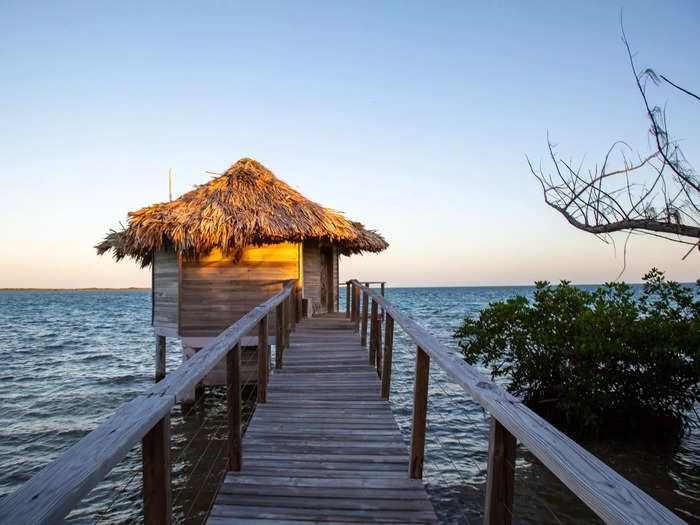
[453,269,700,438]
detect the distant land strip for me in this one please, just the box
[0,287,151,291]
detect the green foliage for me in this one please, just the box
[454,268,700,438]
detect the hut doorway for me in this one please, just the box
[320,246,334,312]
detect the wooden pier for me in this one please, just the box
[208,313,437,524]
[0,279,687,525]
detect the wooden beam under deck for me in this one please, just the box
[207,312,437,524]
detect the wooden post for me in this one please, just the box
[275,303,284,369]
[409,346,430,479]
[257,316,268,403]
[484,418,516,525]
[381,314,394,399]
[380,282,386,318]
[289,294,296,332]
[369,300,378,365]
[155,335,166,383]
[361,291,369,346]
[284,296,291,349]
[353,287,360,331]
[142,415,171,525]
[375,311,383,378]
[346,283,351,317]
[227,344,242,471]
[296,288,302,323]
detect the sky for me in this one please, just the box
[1,1,699,288]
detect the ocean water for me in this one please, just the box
[0,287,698,524]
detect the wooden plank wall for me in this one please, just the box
[152,250,179,330]
[179,244,299,337]
[302,239,321,315]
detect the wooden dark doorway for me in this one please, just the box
[320,246,334,312]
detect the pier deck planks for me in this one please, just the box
[207,313,437,524]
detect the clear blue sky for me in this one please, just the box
[1,1,698,287]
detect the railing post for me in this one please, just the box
[296,287,302,322]
[142,415,171,525]
[409,346,429,479]
[257,315,268,403]
[361,290,369,346]
[284,296,291,349]
[369,299,377,365]
[375,309,383,378]
[275,302,284,369]
[289,293,297,332]
[346,282,351,317]
[380,282,386,319]
[353,286,360,332]
[381,314,394,399]
[484,418,516,525]
[155,335,166,383]
[227,343,242,471]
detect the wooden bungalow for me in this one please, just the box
[97,158,387,387]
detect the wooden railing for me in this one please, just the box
[348,280,685,525]
[0,280,299,525]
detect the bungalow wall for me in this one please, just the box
[152,250,179,335]
[179,243,300,338]
[302,239,338,315]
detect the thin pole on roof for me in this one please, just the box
[168,168,173,201]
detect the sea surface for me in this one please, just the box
[0,287,698,524]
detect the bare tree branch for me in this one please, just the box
[530,22,699,253]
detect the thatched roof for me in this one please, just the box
[96,158,388,266]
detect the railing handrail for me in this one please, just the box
[349,279,684,525]
[0,279,298,525]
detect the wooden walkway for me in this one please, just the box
[207,312,438,524]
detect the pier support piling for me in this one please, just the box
[155,336,166,383]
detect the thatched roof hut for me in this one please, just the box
[97,158,388,350]
[97,158,387,267]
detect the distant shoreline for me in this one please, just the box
[0,287,151,291]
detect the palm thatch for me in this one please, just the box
[96,158,388,266]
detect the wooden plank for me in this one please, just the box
[228,344,242,471]
[381,315,394,400]
[142,415,171,525]
[484,417,516,525]
[208,313,437,524]
[409,346,429,480]
[348,281,684,524]
[345,283,351,318]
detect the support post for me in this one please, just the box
[361,290,369,346]
[369,299,378,365]
[296,288,302,323]
[257,316,268,403]
[227,343,242,471]
[275,302,284,369]
[353,287,360,332]
[284,296,291,349]
[381,314,394,399]
[380,282,386,318]
[155,335,166,383]
[484,418,516,525]
[346,282,351,317]
[376,310,383,377]
[289,294,296,332]
[409,346,429,479]
[142,415,171,525]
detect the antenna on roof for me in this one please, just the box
[168,168,173,201]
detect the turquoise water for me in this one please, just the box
[0,287,697,523]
